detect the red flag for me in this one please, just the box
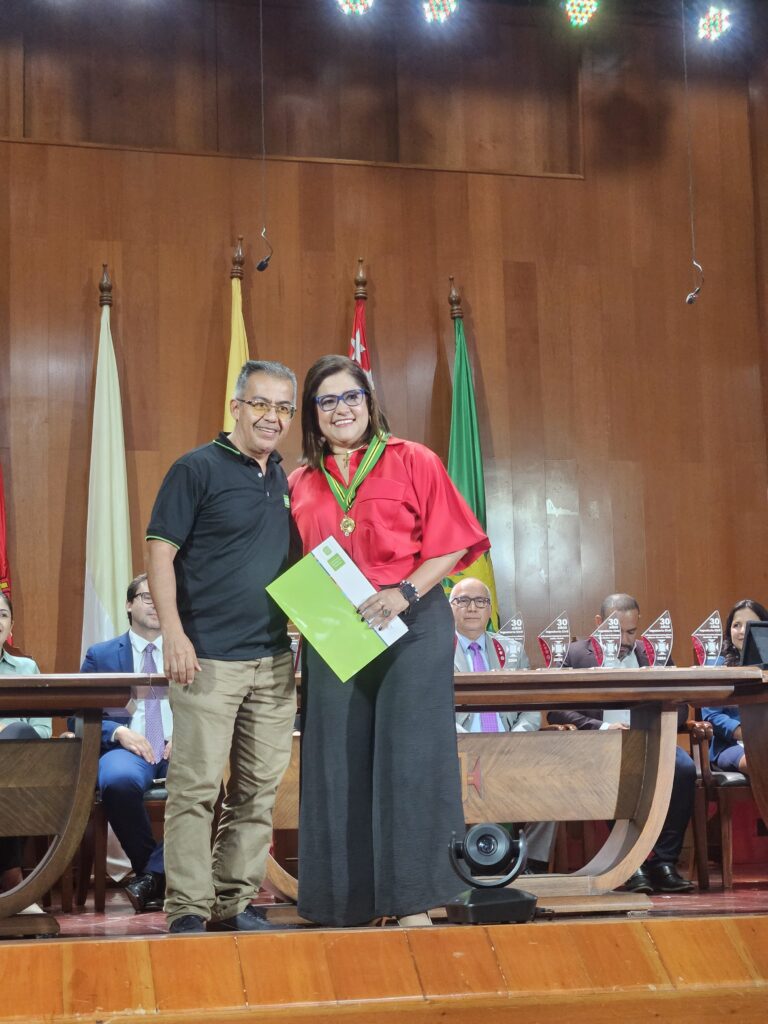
[0,462,10,601]
[0,462,12,643]
[348,298,374,389]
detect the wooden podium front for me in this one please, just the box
[0,673,143,937]
[270,665,767,912]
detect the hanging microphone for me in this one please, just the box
[685,260,704,305]
[256,227,273,272]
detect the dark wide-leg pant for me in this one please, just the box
[298,586,465,927]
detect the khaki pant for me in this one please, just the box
[164,652,295,924]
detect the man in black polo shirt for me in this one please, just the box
[147,359,298,934]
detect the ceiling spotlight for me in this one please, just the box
[424,1,459,24]
[565,1,600,28]
[336,0,374,15]
[698,6,732,41]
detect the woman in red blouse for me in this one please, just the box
[290,355,489,927]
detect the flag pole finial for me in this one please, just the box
[231,236,245,280]
[448,276,463,320]
[354,257,367,300]
[99,264,113,308]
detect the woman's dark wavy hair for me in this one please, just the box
[721,598,768,665]
[300,355,390,468]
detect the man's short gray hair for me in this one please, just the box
[234,360,297,404]
[600,593,639,619]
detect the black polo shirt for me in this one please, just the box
[146,433,292,661]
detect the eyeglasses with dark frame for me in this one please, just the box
[313,388,368,414]
[451,596,492,609]
[133,592,156,605]
[235,397,296,421]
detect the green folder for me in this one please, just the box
[266,553,389,682]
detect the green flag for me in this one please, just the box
[444,317,499,630]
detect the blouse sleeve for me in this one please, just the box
[407,444,489,569]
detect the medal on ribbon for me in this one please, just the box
[322,433,389,537]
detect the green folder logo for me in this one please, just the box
[283,494,290,509]
[327,553,345,571]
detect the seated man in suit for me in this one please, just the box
[81,572,171,912]
[451,577,556,873]
[549,592,697,894]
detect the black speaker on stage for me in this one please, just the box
[444,823,537,925]
[740,621,768,668]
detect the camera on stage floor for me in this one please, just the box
[444,823,538,925]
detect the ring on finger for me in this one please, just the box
[382,608,391,618]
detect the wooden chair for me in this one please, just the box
[75,785,168,912]
[75,783,226,912]
[689,729,752,890]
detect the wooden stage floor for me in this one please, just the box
[2,866,768,1024]
[42,862,768,939]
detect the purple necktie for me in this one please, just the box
[468,641,499,732]
[142,643,165,763]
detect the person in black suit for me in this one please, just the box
[80,573,170,912]
[549,593,700,894]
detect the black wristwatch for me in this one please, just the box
[398,580,420,607]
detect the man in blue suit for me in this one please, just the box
[81,573,171,912]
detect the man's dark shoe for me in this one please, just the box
[646,863,695,893]
[623,866,654,894]
[169,914,206,934]
[207,904,295,932]
[125,872,165,913]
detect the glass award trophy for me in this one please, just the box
[641,610,673,667]
[692,610,722,666]
[498,613,526,669]
[538,613,570,668]
[589,615,622,667]
[499,613,525,650]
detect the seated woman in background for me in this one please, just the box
[702,598,768,775]
[0,591,50,894]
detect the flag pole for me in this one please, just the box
[443,274,500,629]
[224,236,250,431]
[448,274,463,321]
[231,235,245,282]
[355,256,367,302]
[99,263,113,308]
[349,257,374,388]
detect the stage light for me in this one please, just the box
[336,0,375,16]
[565,1,599,28]
[424,1,459,24]
[698,6,732,42]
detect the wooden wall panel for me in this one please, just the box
[749,39,768,474]
[0,7,766,672]
[1,0,580,178]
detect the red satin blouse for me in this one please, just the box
[288,437,490,588]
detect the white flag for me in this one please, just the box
[81,303,132,659]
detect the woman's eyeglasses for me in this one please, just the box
[451,596,492,609]
[314,388,368,414]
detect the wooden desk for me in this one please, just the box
[0,674,142,937]
[270,666,767,913]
